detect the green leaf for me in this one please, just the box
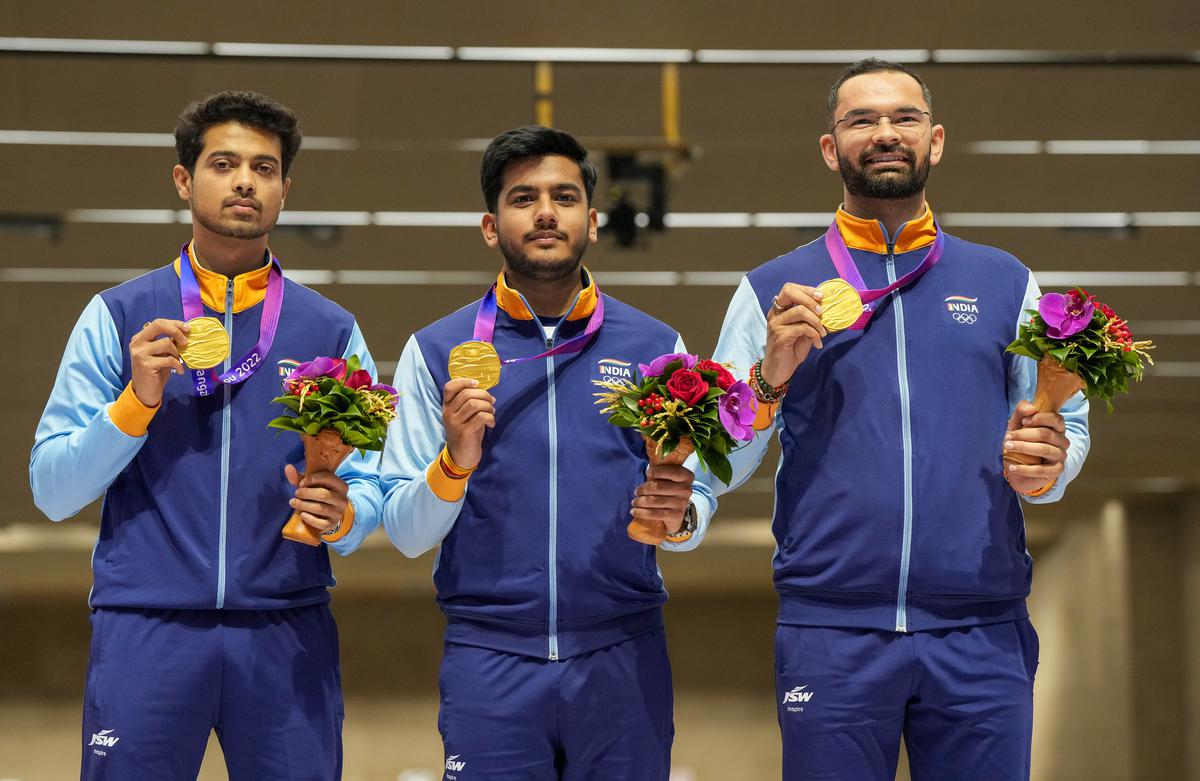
[344,430,372,446]
[1006,344,1041,361]
[267,417,305,433]
[1048,346,1072,363]
[708,453,733,487]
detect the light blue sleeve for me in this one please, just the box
[326,321,385,556]
[29,295,147,522]
[685,277,777,507]
[660,332,717,552]
[378,334,466,557]
[1007,272,1091,504]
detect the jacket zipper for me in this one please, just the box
[886,233,916,633]
[216,280,233,609]
[545,328,560,660]
[515,286,586,661]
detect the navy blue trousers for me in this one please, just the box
[438,628,674,780]
[775,620,1039,781]
[80,605,343,780]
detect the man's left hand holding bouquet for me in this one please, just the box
[631,464,696,540]
[1002,402,1071,495]
[284,465,350,535]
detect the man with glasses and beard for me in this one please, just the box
[371,126,715,779]
[697,59,1090,779]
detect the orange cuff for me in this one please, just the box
[1021,478,1058,498]
[752,400,779,431]
[426,448,471,502]
[109,383,159,437]
[321,502,355,543]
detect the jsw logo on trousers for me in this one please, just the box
[446,754,467,772]
[783,685,815,713]
[782,685,814,704]
[89,729,120,747]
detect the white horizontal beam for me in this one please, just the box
[455,46,692,63]
[0,36,208,55]
[2,267,1195,290]
[0,209,1190,230]
[4,39,1195,65]
[695,49,927,64]
[212,42,453,60]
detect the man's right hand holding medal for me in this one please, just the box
[442,378,497,470]
[761,284,827,388]
[130,319,191,408]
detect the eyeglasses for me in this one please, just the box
[832,110,932,136]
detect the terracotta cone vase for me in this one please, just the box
[1003,356,1085,467]
[629,434,696,545]
[282,429,354,546]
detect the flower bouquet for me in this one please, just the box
[594,353,757,544]
[268,355,398,545]
[1005,288,1154,465]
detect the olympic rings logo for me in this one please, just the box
[952,312,978,324]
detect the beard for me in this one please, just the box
[837,143,931,200]
[497,226,590,282]
[192,200,272,240]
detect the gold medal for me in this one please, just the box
[448,340,501,390]
[179,316,230,369]
[816,279,865,333]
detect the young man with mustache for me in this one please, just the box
[700,59,1091,780]
[30,91,380,780]
[373,126,715,779]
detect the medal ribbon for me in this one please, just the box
[823,221,945,330]
[179,243,285,397]
[471,279,604,365]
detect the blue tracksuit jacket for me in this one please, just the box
[29,247,381,610]
[371,270,716,660]
[701,206,1090,633]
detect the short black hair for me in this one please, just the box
[174,91,302,176]
[480,126,598,213]
[826,58,933,129]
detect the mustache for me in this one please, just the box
[525,229,568,241]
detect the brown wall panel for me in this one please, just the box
[3,0,1199,49]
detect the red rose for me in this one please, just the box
[345,369,373,390]
[665,369,709,405]
[695,359,735,391]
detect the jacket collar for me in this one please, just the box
[495,267,597,322]
[172,240,273,314]
[835,203,937,254]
